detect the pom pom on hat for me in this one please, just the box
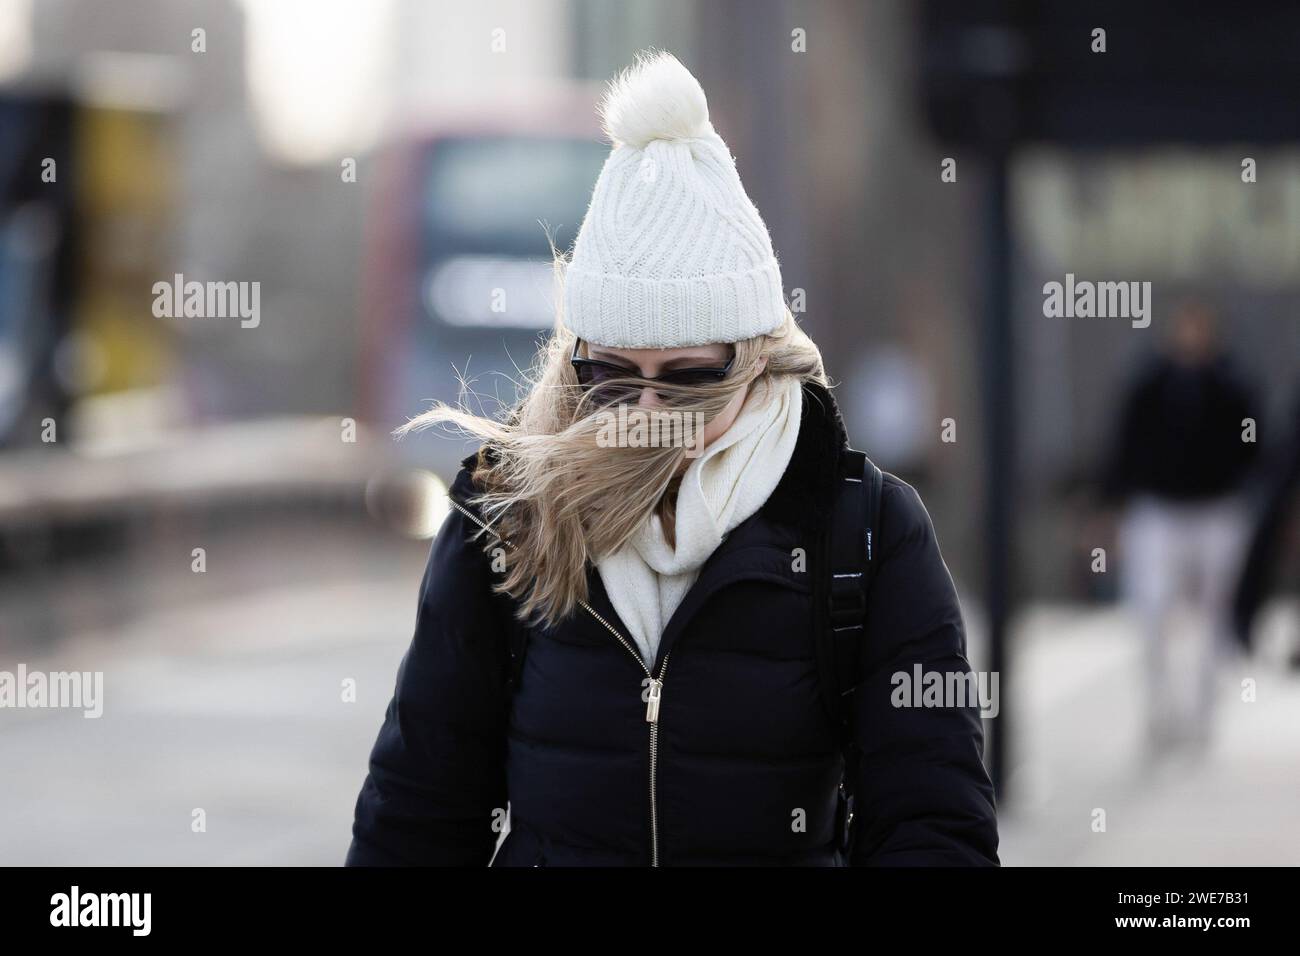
[598,50,713,148]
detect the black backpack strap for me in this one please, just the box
[821,446,884,856]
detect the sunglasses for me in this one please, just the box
[570,339,734,403]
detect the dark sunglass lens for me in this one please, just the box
[575,362,640,404]
[591,363,628,384]
[659,368,728,388]
[576,362,627,387]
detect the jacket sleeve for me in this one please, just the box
[344,491,513,866]
[848,476,1000,865]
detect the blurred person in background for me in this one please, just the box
[1103,300,1262,751]
[344,52,997,867]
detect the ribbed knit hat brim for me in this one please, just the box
[563,259,785,348]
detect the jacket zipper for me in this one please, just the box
[447,494,670,867]
[577,598,670,867]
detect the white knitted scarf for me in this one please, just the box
[595,376,804,670]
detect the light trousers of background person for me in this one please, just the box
[1118,494,1252,748]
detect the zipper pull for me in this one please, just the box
[645,678,663,723]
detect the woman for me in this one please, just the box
[345,51,998,867]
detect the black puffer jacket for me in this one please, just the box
[345,381,999,866]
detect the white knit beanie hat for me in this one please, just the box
[562,51,787,349]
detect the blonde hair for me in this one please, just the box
[397,305,826,628]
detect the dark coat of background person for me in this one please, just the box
[344,380,999,866]
[1103,353,1261,503]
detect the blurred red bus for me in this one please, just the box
[359,90,606,479]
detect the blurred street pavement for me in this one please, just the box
[998,604,1300,865]
[0,524,430,865]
